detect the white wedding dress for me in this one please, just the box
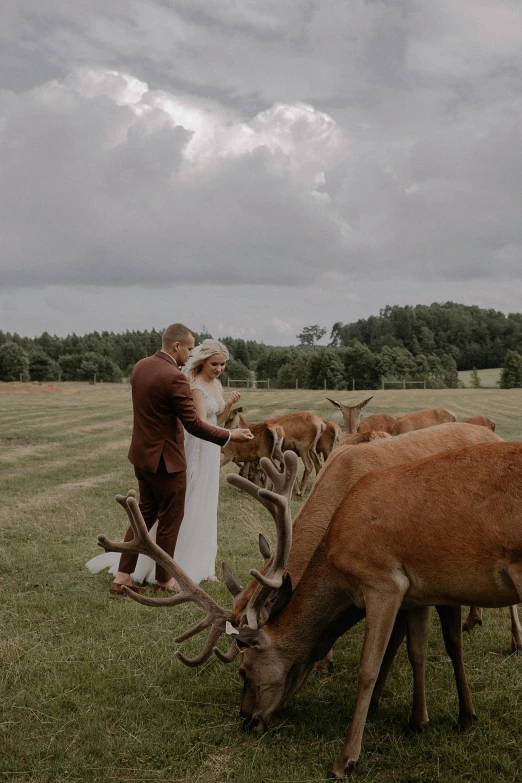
[86,381,225,585]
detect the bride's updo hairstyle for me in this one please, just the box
[184,339,230,384]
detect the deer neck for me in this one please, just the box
[266,542,362,662]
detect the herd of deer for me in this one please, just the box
[99,397,520,778]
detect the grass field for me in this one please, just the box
[1,383,522,783]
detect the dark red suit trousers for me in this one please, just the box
[118,457,186,584]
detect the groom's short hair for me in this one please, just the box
[162,323,194,348]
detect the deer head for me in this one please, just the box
[327,396,373,434]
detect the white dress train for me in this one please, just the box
[86,381,225,585]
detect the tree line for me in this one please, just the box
[0,301,521,389]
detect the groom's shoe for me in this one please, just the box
[109,583,146,597]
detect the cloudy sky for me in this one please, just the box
[1,1,521,344]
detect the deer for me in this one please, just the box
[220,407,284,488]
[231,441,522,777]
[226,408,325,497]
[326,396,374,434]
[316,419,342,464]
[390,407,456,435]
[358,412,396,434]
[461,415,496,431]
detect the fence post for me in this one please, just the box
[296,378,298,389]
[403,380,406,390]
[94,373,97,385]
[227,377,230,389]
[352,378,355,391]
[381,377,384,390]
[58,371,61,386]
[267,379,270,389]
[20,373,23,383]
[324,379,326,390]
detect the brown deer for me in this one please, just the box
[316,419,342,464]
[231,441,522,776]
[390,407,456,435]
[227,408,325,496]
[326,396,374,434]
[461,415,496,431]
[358,412,396,434]
[221,408,284,487]
[339,430,391,447]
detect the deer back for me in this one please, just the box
[358,413,396,435]
[390,407,456,435]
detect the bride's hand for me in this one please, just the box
[228,391,241,405]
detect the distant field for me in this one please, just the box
[1,383,522,782]
[458,367,501,387]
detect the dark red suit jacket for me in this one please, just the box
[128,351,230,473]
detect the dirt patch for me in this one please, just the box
[0,382,65,393]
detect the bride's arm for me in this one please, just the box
[217,389,241,425]
[191,388,207,421]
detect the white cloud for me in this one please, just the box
[1,1,522,341]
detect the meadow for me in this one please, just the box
[1,383,522,783]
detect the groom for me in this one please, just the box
[110,322,253,596]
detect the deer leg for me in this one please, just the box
[406,606,432,732]
[509,605,522,655]
[297,450,314,496]
[328,590,404,779]
[462,605,483,633]
[436,605,476,731]
[312,647,334,675]
[371,609,408,707]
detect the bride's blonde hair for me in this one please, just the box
[184,339,230,384]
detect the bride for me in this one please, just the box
[87,339,240,585]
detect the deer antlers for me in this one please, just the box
[226,450,298,629]
[97,451,298,664]
[98,491,232,667]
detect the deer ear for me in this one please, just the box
[222,562,242,597]
[235,626,271,652]
[267,573,292,621]
[357,396,374,411]
[326,397,341,409]
[258,533,271,561]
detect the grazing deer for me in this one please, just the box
[316,419,342,464]
[461,415,496,431]
[231,441,522,777]
[390,407,456,435]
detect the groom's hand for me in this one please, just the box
[229,428,254,441]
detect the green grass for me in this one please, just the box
[1,383,522,782]
[458,368,502,388]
